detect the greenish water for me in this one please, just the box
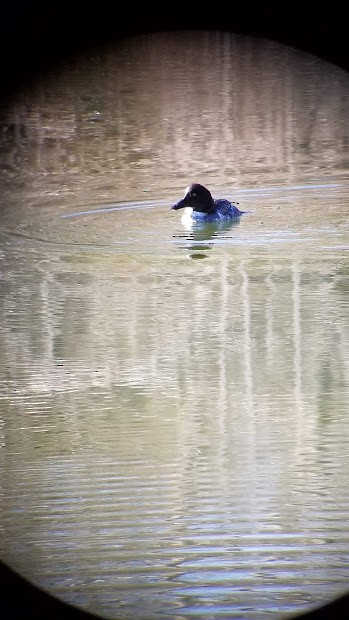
[0,31,349,620]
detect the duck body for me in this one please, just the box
[172,183,244,224]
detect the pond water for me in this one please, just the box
[0,31,349,620]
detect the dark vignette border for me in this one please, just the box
[1,3,349,619]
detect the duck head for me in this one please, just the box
[171,183,215,214]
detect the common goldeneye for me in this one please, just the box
[171,183,244,224]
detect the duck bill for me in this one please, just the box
[171,198,187,210]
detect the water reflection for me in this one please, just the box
[173,219,243,259]
[0,212,348,617]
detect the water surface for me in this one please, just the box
[0,31,349,620]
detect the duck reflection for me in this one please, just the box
[173,218,242,259]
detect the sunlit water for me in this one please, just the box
[0,32,349,620]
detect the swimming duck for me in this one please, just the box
[171,183,244,224]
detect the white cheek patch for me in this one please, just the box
[181,207,193,227]
[183,207,193,217]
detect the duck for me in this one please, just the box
[171,183,244,224]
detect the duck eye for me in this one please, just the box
[191,192,196,197]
